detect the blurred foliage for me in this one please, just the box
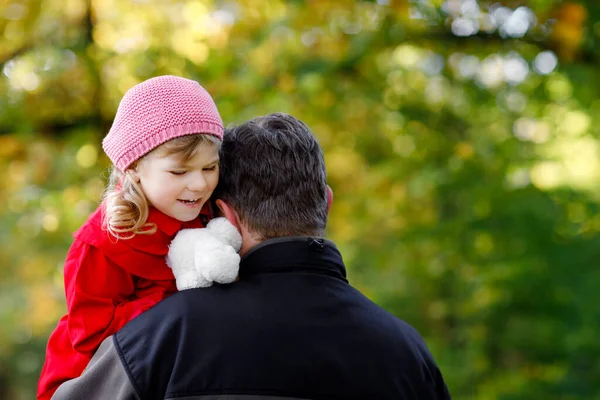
[1,0,600,398]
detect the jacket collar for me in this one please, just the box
[239,237,348,283]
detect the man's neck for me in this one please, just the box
[240,235,329,260]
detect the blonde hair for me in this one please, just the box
[102,134,221,240]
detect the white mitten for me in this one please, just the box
[196,217,242,285]
[205,217,243,252]
[166,229,212,290]
[167,217,242,290]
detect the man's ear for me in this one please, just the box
[326,185,334,214]
[215,199,240,228]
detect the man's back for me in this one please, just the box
[114,238,450,400]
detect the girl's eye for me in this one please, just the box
[204,165,218,171]
[169,171,186,176]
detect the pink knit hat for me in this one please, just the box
[102,75,224,171]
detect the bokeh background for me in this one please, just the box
[1,0,599,398]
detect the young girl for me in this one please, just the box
[37,75,224,400]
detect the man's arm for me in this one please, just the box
[51,336,139,400]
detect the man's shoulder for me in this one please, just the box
[345,284,425,334]
[341,285,439,363]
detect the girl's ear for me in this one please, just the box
[126,167,140,183]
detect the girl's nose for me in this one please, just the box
[187,172,207,192]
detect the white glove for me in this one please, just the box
[167,217,242,290]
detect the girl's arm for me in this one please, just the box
[38,241,167,400]
[65,241,164,353]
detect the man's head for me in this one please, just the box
[214,113,329,252]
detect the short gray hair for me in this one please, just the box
[215,113,328,239]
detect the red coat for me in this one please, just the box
[37,205,208,400]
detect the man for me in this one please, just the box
[53,113,451,399]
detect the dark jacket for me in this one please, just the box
[53,237,451,400]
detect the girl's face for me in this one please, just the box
[130,141,220,222]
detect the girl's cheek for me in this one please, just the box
[211,174,220,187]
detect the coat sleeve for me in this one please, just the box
[38,241,168,400]
[51,336,139,400]
[65,241,163,354]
